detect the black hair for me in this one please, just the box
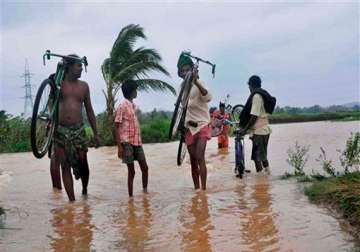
[248,75,262,88]
[121,80,138,99]
[64,54,81,73]
[209,107,217,114]
[219,102,225,108]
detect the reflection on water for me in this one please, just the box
[114,196,153,251]
[180,192,213,252]
[239,176,280,252]
[50,202,94,252]
[0,121,358,251]
[217,147,229,156]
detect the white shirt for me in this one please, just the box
[185,80,212,135]
[250,94,271,135]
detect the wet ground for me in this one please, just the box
[0,121,359,251]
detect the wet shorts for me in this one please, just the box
[121,143,146,164]
[185,125,211,146]
[251,134,270,162]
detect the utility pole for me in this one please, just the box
[21,59,34,118]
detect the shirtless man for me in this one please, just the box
[54,54,100,201]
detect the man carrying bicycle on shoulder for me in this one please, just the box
[177,52,212,191]
[54,54,100,201]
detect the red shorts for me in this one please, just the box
[185,125,211,146]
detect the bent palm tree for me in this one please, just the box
[101,24,176,143]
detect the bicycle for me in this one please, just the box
[168,51,216,166]
[231,106,246,178]
[217,105,246,179]
[30,50,88,159]
[210,94,243,137]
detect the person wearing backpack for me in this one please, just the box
[238,75,276,174]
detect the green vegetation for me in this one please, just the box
[141,118,170,143]
[0,111,31,153]
[269,104,359,123]
[339,132,360,173]
[270,111,360,124]
[285,141,310,177]
[284,133,360,234]
[304,172,360,229]
[139,110,171,143]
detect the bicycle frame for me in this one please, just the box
[170,51,216,165]
[31,50,89,158]
[43,50,88,84]
[182,51,216,78]
[220,111,246,177]
[179,54,213,111]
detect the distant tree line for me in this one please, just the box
[1,103,359,153]
[274,104,360,115]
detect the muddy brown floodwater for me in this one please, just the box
[0,121,359,251]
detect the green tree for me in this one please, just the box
[101,24,176,143]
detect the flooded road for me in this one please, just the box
[0,121,359,251]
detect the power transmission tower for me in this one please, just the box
[21,59,34,118]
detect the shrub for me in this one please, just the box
[316,147,337,177]
[141,118,171,143]
[286,141,310,176]
[339,132,360,173]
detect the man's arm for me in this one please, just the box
[84,83,100,147]
[192,68,209,96]
[194,79,208,96]
[239,115,257,135]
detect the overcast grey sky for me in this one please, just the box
[1,0,359,116]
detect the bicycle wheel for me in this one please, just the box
[168,72,193,140]
[235,135,245,178]
[177,132,187,166]
[31,79,56,158]
[231,104,244,122]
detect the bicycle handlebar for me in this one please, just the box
[183,52,216,78]
[43,50,88,71]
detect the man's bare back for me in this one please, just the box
[59,80,89,126]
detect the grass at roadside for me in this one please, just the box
[270,111,360,124]
[304,172,360,230]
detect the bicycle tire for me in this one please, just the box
[169,82,186,140]
[235,135,245,178]
[231,104,244,122]
[168,72,193,140]
[177,132,187,166]
[31,78,56,159]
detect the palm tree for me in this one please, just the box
[101,24,176,142]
